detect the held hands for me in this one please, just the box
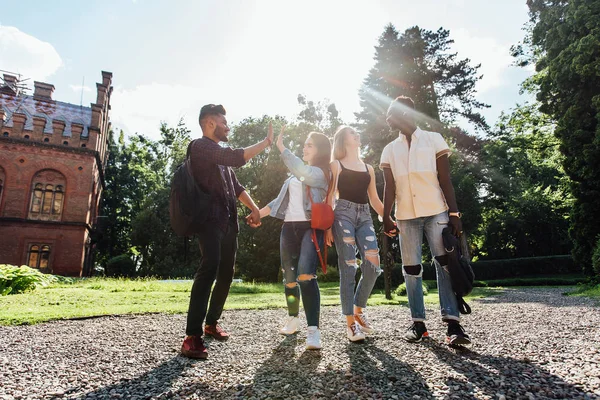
[276,125,287,153]
[383,216,398,237]
[245,207,262,228]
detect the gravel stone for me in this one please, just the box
[0,287,599,399]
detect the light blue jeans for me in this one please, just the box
[333,199,382,316]
[397,211,459,322]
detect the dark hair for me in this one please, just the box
[307,132,332,181]
[394,96,414,108]
[199,104,226,123]
[388,95,414,116]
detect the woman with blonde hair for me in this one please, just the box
[257,126,331,350]
[326,125,383,342]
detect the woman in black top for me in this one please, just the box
[326,126,384,342]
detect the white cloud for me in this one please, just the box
[0,25,62,82]
[69,84,92,92]
[450,28,515,93]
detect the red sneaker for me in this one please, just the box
[181,335,208,359]
[204,323,230,341]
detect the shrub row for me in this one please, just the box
[373,255,579,289]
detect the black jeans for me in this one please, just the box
[185,221,237,336]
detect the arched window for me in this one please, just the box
[62,141,68,146]
[2,132,8,137]
[30,183,43,213]
[28,170,66,221]
[27,244,52,272]
[43,137,49,142]
[24,135,30,140]
[81,144,86,148]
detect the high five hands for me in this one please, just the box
[245,122,282,229]
[276,124,287,153]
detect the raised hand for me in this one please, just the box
[276,125,287,153]
[266,122,274,146]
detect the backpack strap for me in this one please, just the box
[457,296,472,315]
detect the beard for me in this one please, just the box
[214,125,228,142]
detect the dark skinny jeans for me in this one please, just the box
[186,221,237,336]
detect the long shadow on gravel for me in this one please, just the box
[347,339,435,399]
[425,341,594,399]
[221,335,329,399]
[77,355,219,399]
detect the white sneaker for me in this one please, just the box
[354,312,374,334]
[279,316,300,335]
[306,326,322,350]
[347,323,366,342]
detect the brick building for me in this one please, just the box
[0,71,113,276]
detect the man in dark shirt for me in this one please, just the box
[181,104,273,359]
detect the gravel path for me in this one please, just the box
[1,287,599,399]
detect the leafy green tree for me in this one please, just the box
[519,0,600,274]
[476,103,572,259]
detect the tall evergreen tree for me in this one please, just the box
[522,0,600,275]
[356,24,490,165]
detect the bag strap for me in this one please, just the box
[306,168,333,205]
[311,229,327,274]
[457,296,472,315]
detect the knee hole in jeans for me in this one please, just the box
[364,249,380,266]
[435,255,448,266]
[285,282,298,288]
[403,264,422,276]
[342,236,356,245]
[298,274,316,281]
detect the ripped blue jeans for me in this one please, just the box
[280,221,322,327]
[333,199,382,316]
[397,211,460,322]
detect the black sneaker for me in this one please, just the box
[404,322,429,342]
[446,322,471,346]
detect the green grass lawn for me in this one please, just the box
[0,278,498,326]
[566,283,600,300]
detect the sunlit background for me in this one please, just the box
[1,0,533,139]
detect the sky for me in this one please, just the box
[1,0,534,140]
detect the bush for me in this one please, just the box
[478,277,585,287]
[317,264,341,283]
[0,264,67,295]
[105,254,136,277]
[592,236,600,277]
[472,255,577,280]
[395,282,428,296]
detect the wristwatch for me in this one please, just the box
[449,211,462,218]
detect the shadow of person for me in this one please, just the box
[346,337,435,399]
[75,355,218,399]
[424,341,593,399]
[217,334,321,399]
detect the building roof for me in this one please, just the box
[0,93,92,137]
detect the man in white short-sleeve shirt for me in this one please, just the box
[380,96,471,346]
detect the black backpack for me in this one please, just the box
[442,227,474,314]
[169,141,211,236]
